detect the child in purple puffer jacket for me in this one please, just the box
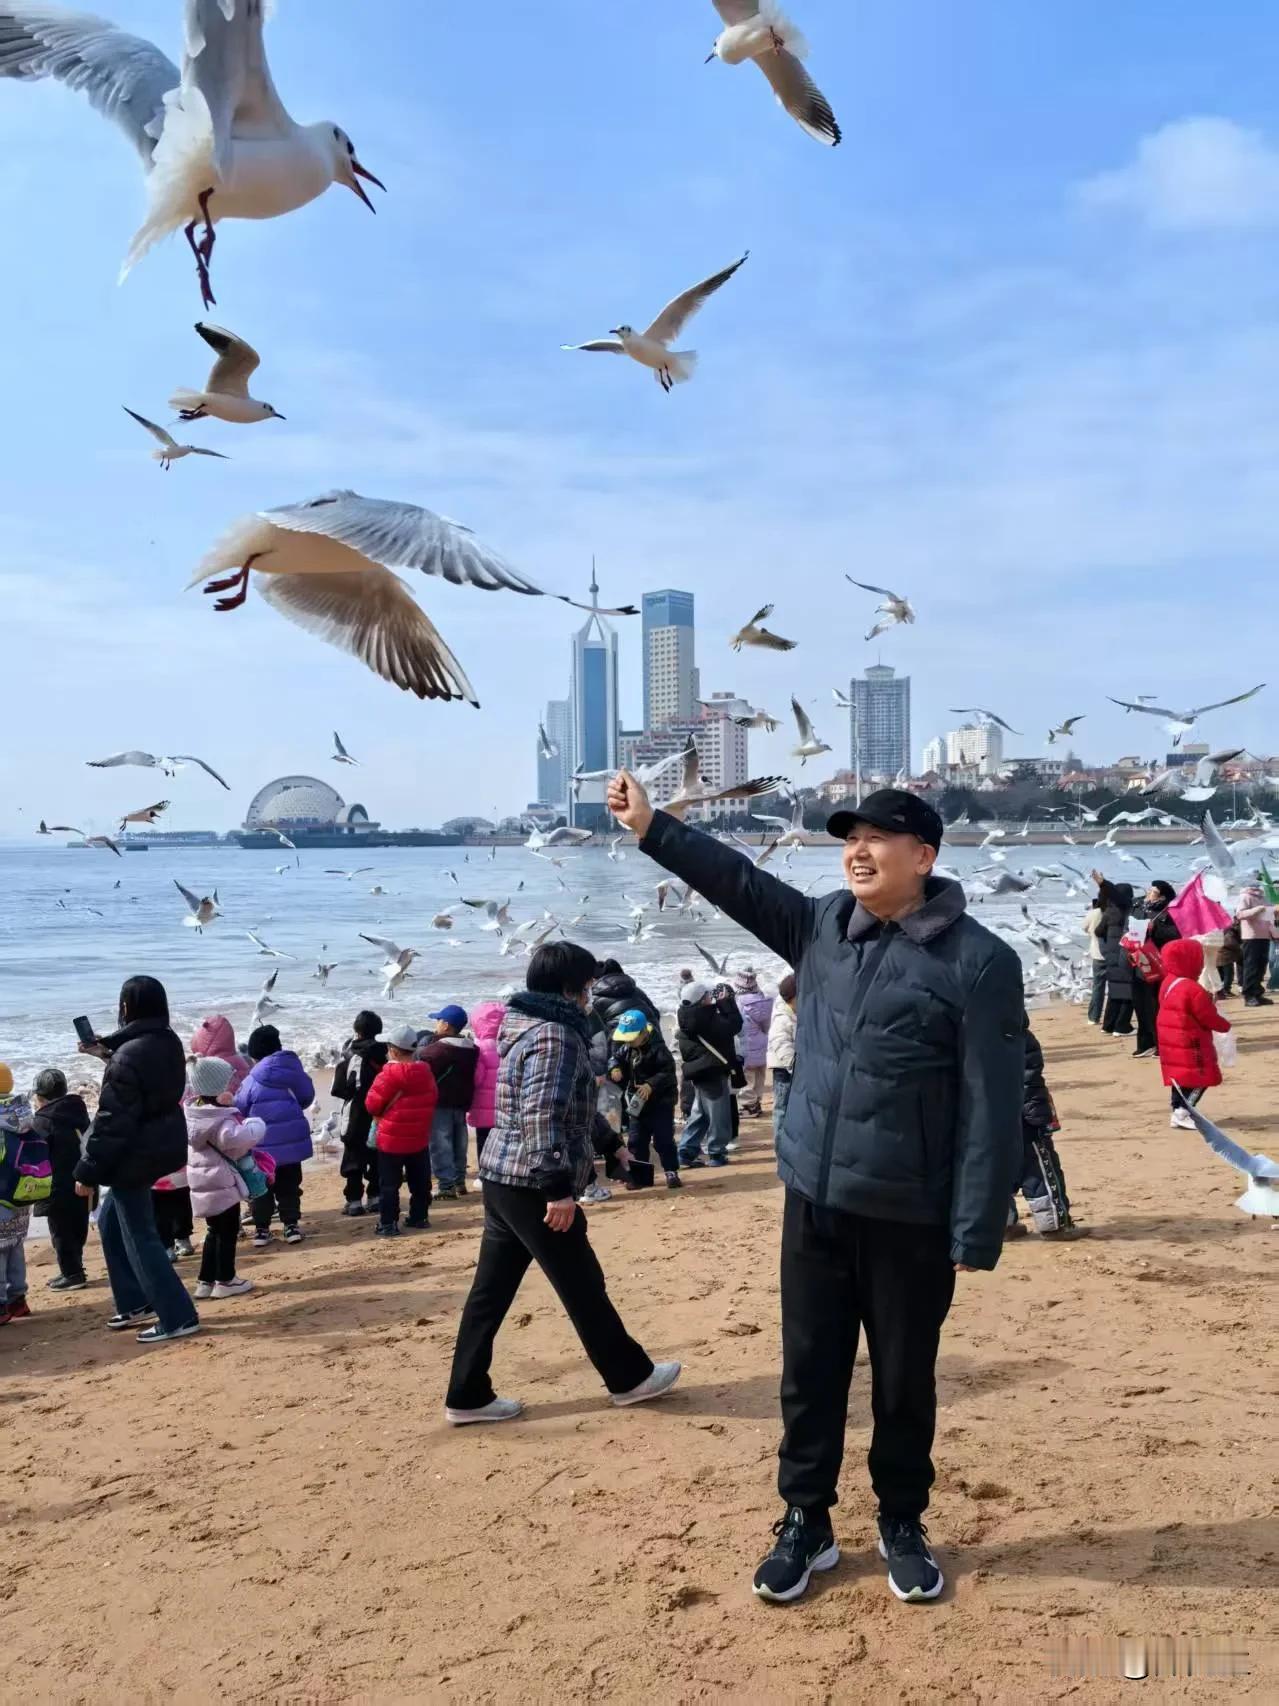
[235,1026,314,1248]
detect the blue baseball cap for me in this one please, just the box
[428,1004,468,1031]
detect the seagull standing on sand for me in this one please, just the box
[731,603,796,652]
[704,3,840,146]
[0,0,386,308]
[189,491,638,702]
[846,578,915,641]
[171,323,284,423]
[563,253,748,391]
[122,406,229,470]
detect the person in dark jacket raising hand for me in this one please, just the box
[607,771,1024,1609]
[75,976,201,1345]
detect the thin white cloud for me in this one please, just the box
[1077,116,1279,231]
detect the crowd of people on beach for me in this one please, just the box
[2,777,1276,1608]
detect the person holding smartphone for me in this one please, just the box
[74,978,200,1344]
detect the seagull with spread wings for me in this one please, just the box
[563,252,748,391]
[730,603,796,651]
[704,3,840,146]
[949,707,1023,736]
[86,749,230,789]
[118,800,170,832]
[790,697,832,765]
[175,879,219,931]
[122,406,229,470]
[172,323,284,423]
[0,0,385,308]
[331,731,358,765]
[537,723,559,761]
[1108,684,1265,744]
[189,491,638,702]
[661,735,786,812]
[1047,715,1085,745]
[846,578,915,641]
[247,929,294,959]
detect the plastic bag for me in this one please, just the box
[1213,1029,1237,1069]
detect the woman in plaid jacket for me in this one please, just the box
[444,942,681,1426]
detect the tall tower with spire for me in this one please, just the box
[569,557,620,830]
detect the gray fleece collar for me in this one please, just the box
[844,876,968,946]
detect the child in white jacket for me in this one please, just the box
[765,973,797,1150]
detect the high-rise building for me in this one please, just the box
[920,735,946,775]
[847,665,911,781]
[946,723,1004,776]
[537,696,572,812]
[570,567,621,830]
[642,589,697,730]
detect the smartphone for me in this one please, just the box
[73,1016,97,1048]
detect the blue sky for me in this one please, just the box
[4,0,1279,835]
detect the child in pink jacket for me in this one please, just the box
[467,1001,505,1176]
[185,1057,265,1300]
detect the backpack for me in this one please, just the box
[0,1129,53,1209]
[1122,935,1163,984]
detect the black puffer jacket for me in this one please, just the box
[332,1037,389,1148]
[641,811,1025,1269]
[608,1032,679,1103]
[591,971,662,1032]
[1096,880,1134,1001]
[74,1019,188,1189]
[677,996,742,1085]
[1022,1017,1054,1130]
[31,1094,90,1193]
[1138,896,1180,952]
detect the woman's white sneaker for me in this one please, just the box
[612,1360,682,1407]
[445,1396,524,1426]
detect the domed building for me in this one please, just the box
[239,777,381,847]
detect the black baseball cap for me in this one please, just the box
[826,789,943,851]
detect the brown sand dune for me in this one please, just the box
[4,1006,1278,1702]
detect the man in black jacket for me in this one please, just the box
[675,982,741,1168]
[608,773,1023,1606]
[31,1070,92,1288]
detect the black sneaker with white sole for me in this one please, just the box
[877,1515,943,1602]
[752,1507,839,1603]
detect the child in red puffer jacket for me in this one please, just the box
[1157,938,1232,1129]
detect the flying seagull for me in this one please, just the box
[1047,716,1085,745]
[175,878,219,930]
[949,707,1023,735]
[572,748,686,797]
[563,252,748,392]
[1201,810,1238,885]
[661,735,786,813]
[1179,747,1246,804]
[172,322,284,423]
[251,969,282,1029]
[752,794,808,846]
[1107,684,1265,743]
[247,929,294,959]
[1173,1092,1279,1215]
[704,2,840,147]
[188,490,638,703]
[331,730,358,765]
[86,750,230,790]
[730,705,780,732]
[314,962,337,985]
[790,697,832,765]
[846,578,915,641]
[0,0,386,309]
[730,603,796,652]
[122,405,229,470]
[324,866,374,881]
[694,942,733,979]
[118,799,170,832]
[537,723,558,761]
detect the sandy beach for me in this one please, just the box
[4,1003,1278,1703]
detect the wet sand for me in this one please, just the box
[5,1005,1278,1703]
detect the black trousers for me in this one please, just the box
[152,1186,194,1246]
[1132,977,1158,1053]
[475,1126,491,1173]
[199,1204,241,1284]
[446,1180,652,1409]
[378,1149,431,1227]
[340,1139,378,1204]
[778,1190,956,1520]
[1219,962,1236,995]
[1012,1123,1072,1232]
[251,1162,304,1231]
[625,1097,680,1186]
[1242,938,1271,1001]
[1102,996,1134,1035]
[46,1188,90,1280]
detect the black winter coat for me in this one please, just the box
[608,1033,678,1103]
[591,972,663,1033]
[642,811,1025,1269]
[1140,898,1180,952]
[1096,880,1134,1001]
[1022,1019,1054,1130]
[677,997,742,1085]
[31,1094,90,1193]
[332,1037,389,1148]
[74,1019,188,1189]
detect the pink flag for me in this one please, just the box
[1167,872,1231,937]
